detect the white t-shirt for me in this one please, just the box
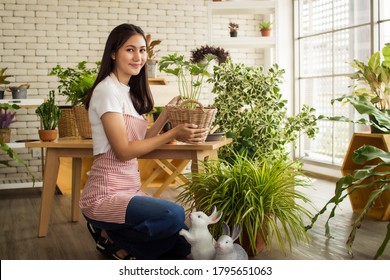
[89,73,142,155]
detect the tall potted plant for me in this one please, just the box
[210,59,318,161]
[50,61,99,138]
[321,43,390,132]
[35,90,62,141]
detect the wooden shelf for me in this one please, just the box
[148,78,168,85]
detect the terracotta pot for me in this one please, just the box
[38,129,57,142]
[239,226,267,257]
[261,29,271,37]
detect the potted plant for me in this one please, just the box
[7,84,30,99]
[259,21,272,37]
[190,45,230,65]
[158,53,218,141]
[146,34,162,78]
[177,150,313,256]
[228,22,239,37]
[306,144,390,259]
[209,59,318,162]
[321,43,390,133]
[35,90,62,141]
[0,68,13,99]
[50,61,100,138]
[0,103,19,143]
[0,103,35,185]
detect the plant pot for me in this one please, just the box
[73,105,92,139]
[239,226,267,257]
[260,29,271,37]
[58,106,79,138]
[230,31,237,37]
[147,60,158,78]
[8,84,30,99]
[0,90,4,99]
[166,99,217,143]
[0,128,11,143]
[38,129,57,142]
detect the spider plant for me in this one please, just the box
[177,150,313,256]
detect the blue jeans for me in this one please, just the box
[85,196,190,259]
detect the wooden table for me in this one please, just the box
[25,137,232,237]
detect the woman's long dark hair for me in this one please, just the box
[85,23,154,115]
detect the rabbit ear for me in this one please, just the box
[209,206,223,224]
[231,224,242,242]
[221,222,230,236]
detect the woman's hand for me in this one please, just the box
[172,123,208,144]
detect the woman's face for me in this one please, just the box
[112,33,147,84]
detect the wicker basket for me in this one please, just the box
[73,105,92,139]
[166,99,217,143]
[58,106,79,138]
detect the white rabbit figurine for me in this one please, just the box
[214,222,248,260]
[179,206,222,260]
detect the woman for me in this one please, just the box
[79,23,207,260]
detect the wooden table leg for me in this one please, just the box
[38,149,60,237]
[71,157,82,222]
[153,160,190,197]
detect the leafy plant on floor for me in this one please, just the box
[306,145,390,259]
[177,150,313,256]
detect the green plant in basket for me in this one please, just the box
[159,53,216,106]
[50,61,100,106]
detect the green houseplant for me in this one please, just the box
[177,150,313,256]
[228,22,239,37]
[259,21,272,37]
[322,43,390,132]
[210,59,318,162]
[50,61,99,139]
[146,34,162,78]
[306,144,390,259]
[35,90,61,141]
[0,103,19,143]
[158,53,218,141]
[159,52,216,102]
[0,103,35,185]
[0,67,13,99]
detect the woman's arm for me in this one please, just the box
[101,111,207,161]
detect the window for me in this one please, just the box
[294,0,390,168]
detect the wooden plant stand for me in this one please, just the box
[341,133,390,221]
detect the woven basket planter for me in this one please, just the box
[73,105,92,139]
[166,99,217,143]
[58,106,79,138]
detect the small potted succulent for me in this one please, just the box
[228,22,239,37]
[0,68,13,99]
[259,21,272,37]
[35,90,61,141]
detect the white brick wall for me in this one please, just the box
[0,0,264,183]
